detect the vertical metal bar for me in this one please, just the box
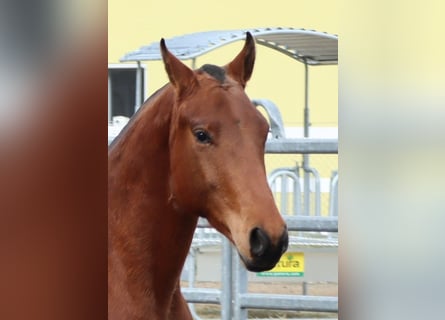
[294,165,302,216]
[143,65,147,102]
[135,61,142,113]
[293,173,301,215]
[303,62,309,139]
[280,176,287,215]
[221,238,233,320]
[329,171,339,217]
[303,62,310,215]
[191,58,196,70]
[314,171,321,216]
[233,251,248,320]
[305,167,321,216]
[186,249,200,320]
[303,168,310,215]
[108,71,112,123]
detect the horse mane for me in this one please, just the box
[108,83,170,150]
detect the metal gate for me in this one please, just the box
[182,216,338,320]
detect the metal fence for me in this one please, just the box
[182,216,338,320]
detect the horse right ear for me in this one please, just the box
[160,39,198,97]
[225,32,256,88]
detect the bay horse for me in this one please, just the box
[108,32,288,320]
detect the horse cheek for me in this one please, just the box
[170,142,204,212]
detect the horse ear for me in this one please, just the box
[160,39,197,97]
[225,32,256,88]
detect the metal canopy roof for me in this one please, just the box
[120,27,338,66]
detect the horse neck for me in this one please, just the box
[108,86,198,316]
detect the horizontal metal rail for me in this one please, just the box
[181,288,221,304]
[265,138,338,154]
[191,216,338,318]
[198,216,338,232]
[239,294,338,312]
[286,216,338,232]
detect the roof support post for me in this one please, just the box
[304,61,310,138]
[303,61,311,216]
[108,71,112,122]
[135,60,142,113]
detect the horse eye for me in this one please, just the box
[194,129,212,144]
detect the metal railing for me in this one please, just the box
[182,216,338,320]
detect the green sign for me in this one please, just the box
[257,252,304,277]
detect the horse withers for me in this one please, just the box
[108,32,288,320]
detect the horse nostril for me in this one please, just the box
[250,227,271,258]
[280,229,289,254]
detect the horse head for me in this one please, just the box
[161,33,288,272]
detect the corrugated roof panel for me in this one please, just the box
[120,27,337,65]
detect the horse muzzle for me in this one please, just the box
[241,226,288,272]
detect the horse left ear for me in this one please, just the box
[225,32,256,88]
[160,38,198,97]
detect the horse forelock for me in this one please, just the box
[198,64,226,84]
